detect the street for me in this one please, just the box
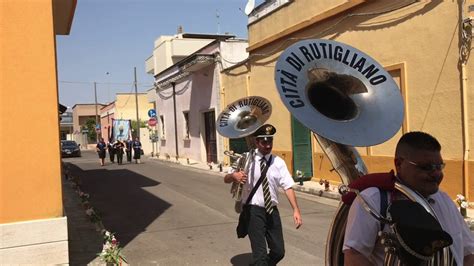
[63,151,338,265]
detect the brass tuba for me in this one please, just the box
[216,96,272,213]
[274,39,454,265]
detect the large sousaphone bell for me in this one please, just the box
[274,39,453,265]
[275,39,403,146]
[216,96,272,139]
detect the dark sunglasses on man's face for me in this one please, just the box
[404,159,446,172]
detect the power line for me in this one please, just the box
[59,80,154,87]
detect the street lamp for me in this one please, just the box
[106,72,111,103]
[134,67,140,138]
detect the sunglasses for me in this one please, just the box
[404,159,446,172]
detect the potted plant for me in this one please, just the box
[456,194,469,218]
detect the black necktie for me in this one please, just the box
[260,157,273,214]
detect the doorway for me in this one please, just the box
[203,110,218,163]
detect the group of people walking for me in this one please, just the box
[96,137,142,166]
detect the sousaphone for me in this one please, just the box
[274,39,454,265]
[216,96,272,212]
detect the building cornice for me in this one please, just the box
[155,54,215,90]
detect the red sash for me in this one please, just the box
[341,170,397,205]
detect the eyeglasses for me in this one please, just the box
[404,159,446,172]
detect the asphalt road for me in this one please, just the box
[63,151,338,265]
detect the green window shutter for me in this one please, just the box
[229,138,247,154]
[229,138,248,165]
[291,116,313,180]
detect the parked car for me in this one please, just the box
[61,140,81,157]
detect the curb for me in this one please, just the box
[292,183,341,200]
[148,156,343,201]
[147,156,228,176]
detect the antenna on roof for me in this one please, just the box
[216,9,220,34]
[244,0,255,15]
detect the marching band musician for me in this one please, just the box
[224,124,302,265]
[132,137,142,164]
[107,139,115,163]
[125,138,133,163]
[343,132,474,266]
[113,140,125,165]
[96,137,107,166]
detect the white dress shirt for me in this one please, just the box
[343,187,474,265]
[240,150,294,207]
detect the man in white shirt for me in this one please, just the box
[224,124,302,265]
[343,131,474,265]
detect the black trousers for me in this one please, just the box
[109,149,115,162]
[126,150,132,162]
[116,151,123,164]
[247,205,284,266]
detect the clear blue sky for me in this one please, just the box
[56,0,253,108]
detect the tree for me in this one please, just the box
[82,118,97,142]
[130,120,147,138]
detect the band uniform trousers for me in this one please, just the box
[248,205,284,266]
[116,149,124,164]
[109,145,115,162]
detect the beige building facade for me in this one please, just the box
[72,103,105,148]
[146,33,220,76]
[222,0,474,199]
[100,102,115,141]
[98,93,154,152]
[114,93,152,123]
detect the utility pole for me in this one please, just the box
[134,67,140,139]
[94,81,99,139]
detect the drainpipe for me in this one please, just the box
[172,82,179,160]
[460,7,471,199]
[461,63,470,199]
[459,1,473,199]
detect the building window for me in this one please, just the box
[183,111,190,139]
[160,115,165,138]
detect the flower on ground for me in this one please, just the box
[457,194,469,208]
[456,194,469,218]
[296,170,304,178]
[97,231,127,264]
[85,207,101,223]
[78,191,90,201]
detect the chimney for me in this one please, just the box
[177,25,183,34]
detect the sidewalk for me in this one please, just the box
[62,165,105,265]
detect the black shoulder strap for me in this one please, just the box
[245,155,273,205]
[379,187,388,231]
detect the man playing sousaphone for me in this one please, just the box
[224,124,302,265]
[343,131,474,265]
